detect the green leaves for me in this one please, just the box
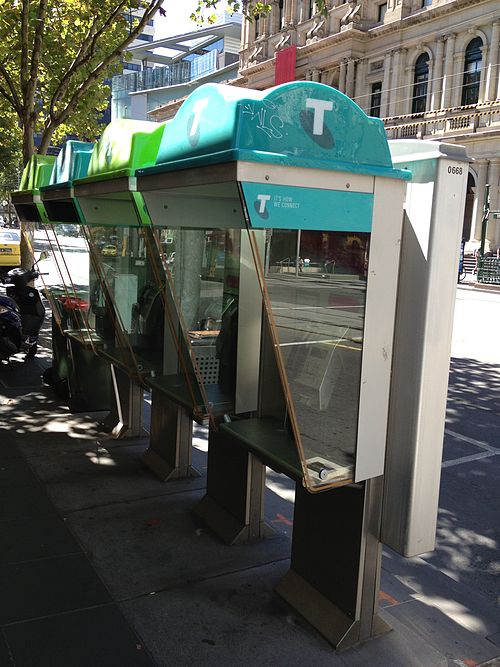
[0,0,331,164]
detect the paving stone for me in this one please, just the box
[0,554,111,624]
[4,605,154,667]
[0,514,82,564]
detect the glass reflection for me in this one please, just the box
[150,227,242,418]
[262,228,369,488]
[85,225,165,375]
[41,224,93,346]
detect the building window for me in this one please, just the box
[255,13,260,38]
[370,81,382,117]
[378,3,387,22]
[412,53,429,115]
[422,0,432,6]
[462,37,482,106]
[122,62,141,72]
[136,33,153,42]
[308,1,315,19]
[278,0,284,28]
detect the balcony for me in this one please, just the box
[383,101,500,140]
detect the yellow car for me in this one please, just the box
[0,229,21,268]
[101,244,117,257]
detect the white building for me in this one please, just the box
[236,0,500,253]
[112,14,242,122]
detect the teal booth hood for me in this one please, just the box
[138,81,409,179]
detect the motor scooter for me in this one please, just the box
[0,252,48,360]
[0,293,22,361]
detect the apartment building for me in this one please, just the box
[113,14,242,121]
[236,0,500,252]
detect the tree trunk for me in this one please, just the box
[21,119,36,270]
[22,117,35,166]
[38,125,55,155]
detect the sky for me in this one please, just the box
[154,0,220,40]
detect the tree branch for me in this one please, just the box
[40,0,164,150]
[25,0,49,119]
[20,0,30,103]
[0,62,23,115]
[49,1,129,118]
[0,81,19,112]
[49,0,164,126]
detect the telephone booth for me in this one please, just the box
[73,118,229,478]
[10,154,55,226]
[135,81,410,647]
[38,141,113,412]
[72,120,168,438]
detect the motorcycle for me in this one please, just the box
[0,293,22,361]
[0,252,48,361]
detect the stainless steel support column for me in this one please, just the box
[102,364,144,438]
[193,426,272,544]
[142,389,199,481]
[276,477,389,649]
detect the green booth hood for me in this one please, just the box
[138,81,410,180]
[43,140,94,190]
[75,119,166,185]
[14,154,56,196]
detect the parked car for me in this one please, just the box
[0,229,21,269]
[101,244,117,257]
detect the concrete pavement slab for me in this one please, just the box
[28,442,206,513]
[381,550,500,638]
[119,561,446,667]
[67,490,290,600]
[384,599,500,666]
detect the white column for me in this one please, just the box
[381,51,393,117]
[473,160,489,242]
[354,58,367,109]
[311,68,320,83]
[339,59,347,93]
[431,37,445,110]
[487,159,500,251]
[442,33,456,109]
[451,49,465,108]
[388,48,403,116]
[287,0,298,25]
[346,58,356,98]
[488,159,500,218]
[478,44,489,103]
[486,21,500,101]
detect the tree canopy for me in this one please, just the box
[0,0,328,168]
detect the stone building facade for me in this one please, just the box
[236,0,500,252]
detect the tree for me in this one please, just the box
[0,100,22,226]
[0,1,328,167]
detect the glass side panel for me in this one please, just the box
[41,224,94,346]
[253,227,369,490]
[144,226,242,420]
[84,225,165,376]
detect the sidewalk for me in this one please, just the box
[0,322,499,666]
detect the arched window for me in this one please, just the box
[462,38,482,106]
[412,53,429,114]
[278,0,284,28]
